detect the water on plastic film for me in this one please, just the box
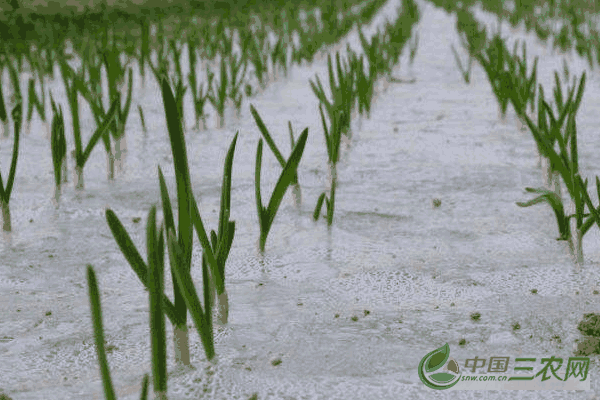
[2,0,600,398]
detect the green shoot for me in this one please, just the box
[450,44,472,84]
[0,103,22,232]
[474,33,511,120]
[0,80,8,137]
[519,72,587,264]
[506,41,538,127]
[139,19,150,86]
[60,59,119,189]
[207,57,229,129]
[187,42,209,131]
[248,36,267,90]
[288,121,296,149]
[309,52,354,136]
[269,36,286,81]
[104,207,185,345]
[576,175,600,239]
[517,187,571,242]
[74,75,117,182]
[50,96,66,205]
[313,105,343,226]
[138,105,147,135]
[409,31,419,65]
[319,104,343,166]
[78,97,119,188]
[107,71,209,355]
[167,228,215,362]
[25,77,46,135]
[172,79,187,134]
[313,192,327,221]
[158,137,236,328]
[87,264,165,400]
[169,39,184,87]
[6,59,22,110]
[146,206,167,400]
[255,129,308,253]
[86,265,116,400]
[456,12,488,56]
[313,183,337,227]
[250,105,304,208]
[157,75,194,365]
[351,51,374,119]
[204,132,238,324]
[227,54,248,119]
[115,69,134,168]
[139,374,149,400]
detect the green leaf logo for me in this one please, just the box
[418,343,461,390]
[430,372,457,383]
[426,345,448,373]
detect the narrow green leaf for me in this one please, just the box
[570,72,586,116]
[578,175,600,237]
[120,68,134,136]
[255,138,265,228]
[50,104,66,187]
[218,132,238,241]
[250,105,286,167]
[139,374,149,400]
[167,229,215,361]
[160,75,194,293]
[105,209,149,283]
[425,343,450,373]
[138,105,147,134]
[288,121,296,150]
[264,130,308,229]
[157,166,176,238]
[0,81,7,122]
[26,78,36,123]
[80,98,119,167]
[517,188,570,239]
[313,192,326,221]
[86,265,117,400]
[147,206,167,394]
[319,105,331,162]
[201,252,213,339]
[190,195,222,289]
[5,103,22,200]
[250,106,299,186]
[218,221,235,274]
[569,114,578,178]
[105,208,182,327]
